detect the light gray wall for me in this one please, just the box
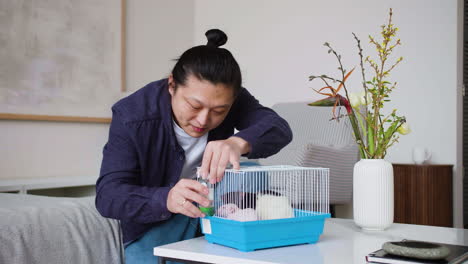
[126,0,195,91]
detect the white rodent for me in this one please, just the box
[227,208,258,222]
[255,194,294,220]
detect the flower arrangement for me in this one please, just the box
[308,8,410,159]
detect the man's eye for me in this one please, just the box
[189,104,201,110]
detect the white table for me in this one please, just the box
[154,218,468,264]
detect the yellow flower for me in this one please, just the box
[397,122,411,135]
[349,92,361,108]
[359,92,372,105]
[349,91,372,108]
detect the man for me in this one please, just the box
[96,29,292,263]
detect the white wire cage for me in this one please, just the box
[197,165,331,251]
[199,165,330,221]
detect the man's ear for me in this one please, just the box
[168,74,175,96]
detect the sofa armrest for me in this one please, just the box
[0,194,124,264]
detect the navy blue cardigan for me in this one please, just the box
[96,79,292,243]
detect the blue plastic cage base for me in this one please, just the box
[200,210,330,252]
[205,234,320,252]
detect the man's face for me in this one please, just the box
[168,74,235,138]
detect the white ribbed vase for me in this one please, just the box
[353,159,394,230]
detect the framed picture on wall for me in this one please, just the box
[0,0,127,123]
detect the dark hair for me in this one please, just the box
[171,29,242,97]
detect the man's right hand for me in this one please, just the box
[167,179,211,218]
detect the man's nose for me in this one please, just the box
[197,109,210,126]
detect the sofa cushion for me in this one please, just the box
[262,143,358,205]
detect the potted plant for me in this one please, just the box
[308,8,410,230]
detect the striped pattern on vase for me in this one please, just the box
[353,159,394,230]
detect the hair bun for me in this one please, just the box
[205,29,227,47]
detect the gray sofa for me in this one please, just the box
[260,102,359,205]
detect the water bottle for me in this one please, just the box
[197,177,215,216]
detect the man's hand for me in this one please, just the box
[167,179,211,218]
[199,136,251,184]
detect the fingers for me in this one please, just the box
[180,186,210,207]
[209,147,222,184]
[179,200,204,218]
[180,179,209,196]
[167,179,210,218]
[214,149,230,183]
[170,196,204,218]
[201,140,243,184]
[200,145,213,180]
[230,151,240,171]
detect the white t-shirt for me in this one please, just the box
[173,120,208,179]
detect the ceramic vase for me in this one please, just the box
[353,159,394,230]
